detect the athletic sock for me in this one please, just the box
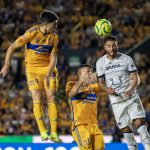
[48,101,58,133]
[33,101,47,134]
[124,132,138,150]
[137,125,150,150]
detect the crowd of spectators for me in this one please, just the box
[0,0,150,52]
[0,0,150,136]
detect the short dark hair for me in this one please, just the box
[77,64,93,76]
[78,64,93,70]
[40,9,59,23]
[104,35,117,43]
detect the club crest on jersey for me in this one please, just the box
[106,64,121,70]
[35,37,40,43]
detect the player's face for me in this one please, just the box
[45,21,57,33]
[104,40,118,58]
[80,67,93,79]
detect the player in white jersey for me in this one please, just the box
[96,36,150,150]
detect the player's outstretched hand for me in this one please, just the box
[107,87,116,95]
[122,89,132,99]
[0,64,9,77]
[89,73,97,84]
[79,72,89,87]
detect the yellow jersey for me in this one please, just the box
[16,25,58,68]
[66,81,100,130]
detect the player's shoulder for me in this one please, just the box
[96,54,106,64]
[119,52,132,61]
[27,25,38,33]
[51,32,58,38]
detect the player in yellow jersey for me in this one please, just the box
[66,64,105,150]
[0,10,60,142]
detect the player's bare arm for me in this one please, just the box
[45,49,58,87]
[97,77,115,95]
[68,80,84,98]
[123,71,140,99]
[0,40,25,77]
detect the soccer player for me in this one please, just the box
[96,36,150,150]
[66,64,104,150]
[0,10,60,142]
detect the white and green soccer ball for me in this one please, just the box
[95,19,112,37]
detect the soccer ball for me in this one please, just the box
[95,19,112,37]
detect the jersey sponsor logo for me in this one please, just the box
[106,64,121,71]
[117,122,121,126]
[36,46,48,51]
[27,43,53,54]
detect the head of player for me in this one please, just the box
[77,64,93,81]
[39,9,59,34]
[104,36,118,59]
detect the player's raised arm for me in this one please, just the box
[127,56,140,90]
[0,33,29,77]
[96,59,116,95]
[129,72,140,90]
[66,64,92,98]
[123,56,140,98]
[68,80,85,98]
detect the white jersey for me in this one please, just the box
[96,52,138,104]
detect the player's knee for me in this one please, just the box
[133,118,145,129]
[46,90,55,103]
[47,95,55,103]
[31,90,42,100]
[121,126,132,133]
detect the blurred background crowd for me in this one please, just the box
[0,0,150,138]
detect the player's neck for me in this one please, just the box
[106,53,118,60]
[38,25,46,35]
[38,25,52,35]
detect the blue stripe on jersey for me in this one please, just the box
[27,43,53,52]
[70,93,96,101]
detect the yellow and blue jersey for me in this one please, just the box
[66,81,100,130]
[16,25,58,68]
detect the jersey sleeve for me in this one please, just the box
[15,27,37,45]
[66,81,76,97]
[126,56,137,72]
[96,59,104,78]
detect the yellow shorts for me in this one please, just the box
[72,124,104,150]
[26,66,58,91]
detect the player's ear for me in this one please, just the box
[115,41,118,48]
[103,44,106,50]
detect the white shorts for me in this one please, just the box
[111,94,145,129]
